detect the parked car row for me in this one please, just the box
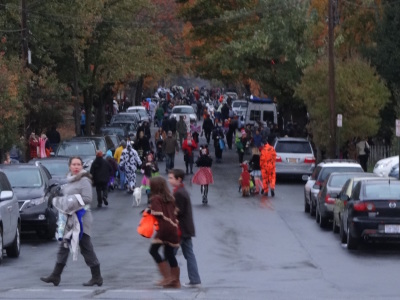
[303,159,400,250]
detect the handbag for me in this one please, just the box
[219,138,225,150]
[364,142,370,155]
[137,210,158,238]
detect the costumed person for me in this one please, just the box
[239,162,251,197]
[182,133,198,175]
[141,151,159,203]
[114,140,127,190]
[190,123,201,145]
[260,141,277,197]
[90,151,112,208]
[105,150,118,191]
[192,145,213,204]
[38,133,51,158]
[154,127,167,162]
[249,147,263,194]
[168,169,202,287]
[119,141,142,194]
[212,123,224,163]
[29,132,39,159]
[40,156,103,287]
[136,130,151,160]
[148,176,180,288]
[235,128,246,164]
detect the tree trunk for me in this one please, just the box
[135,76,144,106]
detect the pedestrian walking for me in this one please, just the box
[182,133,198,174]
[212,123,225,163]
[141,151,159,203]
[168,169,201,287]
[176,115,188,148]
[260,141,277,197]
[119,141,142,193]
[46,124,61,152]
[114,140,127,190]
[356,136,370,172]
[202,114,214,145]
[90,151,112,208]
[148,176,180,288]
[162,131,179,173]
[40,156,103,287]
[192,145,214,204]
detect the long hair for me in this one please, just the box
[150,176,174,203]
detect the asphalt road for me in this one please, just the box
[1,135,400,299]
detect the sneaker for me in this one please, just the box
[103,197,109,206]
[183,282,201,288]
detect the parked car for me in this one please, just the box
[316,172,370,228]
[29,157,70,182]
[0,164,58,239]
[100,124,135,141]
[0,170,21,263]
[110,112,140,128]
[126,106,150,124]
[55,139,97,171]
[389,163,399,178]
[274,137,315,178]
[231,100,248,118]
[373,155,399,177]
[303,159,364,216]
[341,178,400,250]
[169,105,197,124]
[333,174,379,238]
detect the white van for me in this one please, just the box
[244,96,277,126]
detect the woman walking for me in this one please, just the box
[148,176,180,288]
[40,156,103,286]
[182,133,198,174]
[120,141,142,193]
[192,145,214,204]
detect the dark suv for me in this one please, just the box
[0,170,21,263]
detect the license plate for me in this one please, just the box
[384,225,400,233]
[287,158,297,163]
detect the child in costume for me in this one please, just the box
[239,162,251,197]
[192,145,213,204]
[141,151,159,203]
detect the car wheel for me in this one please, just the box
[6,223,20,258]
[315,206,320,223]
[310,201,316,217]
[347,226,359,250]
[0,226,3,264]
[332,217,339,234]
[319,213,328,228]
[304,195,310,213]
[340,220,347,244]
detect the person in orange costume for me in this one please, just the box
[260,142,276,196]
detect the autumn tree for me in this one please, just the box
[295,57,390,153]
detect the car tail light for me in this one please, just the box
[304,157,316,164]
[353,201,376,212]
[276,156,282,162]
[325,194,336,204]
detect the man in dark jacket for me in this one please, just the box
[168,117,177,136]
[162,131,179,173]
[168,169,201,288]
[202,114,214,145]
[90,151,112,208]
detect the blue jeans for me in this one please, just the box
[165,153,175,172]
[118,166,126,189]
[180,237,201,284]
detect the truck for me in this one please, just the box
[244,95,278,126]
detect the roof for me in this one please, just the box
[276,137,311,142]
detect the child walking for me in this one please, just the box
[192,145,213,204]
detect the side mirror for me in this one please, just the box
[0,190,14,201]
[49,179,59,187]
[340,194,349,201]
[302,175,309,181]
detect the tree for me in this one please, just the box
[0,56,27,157]
[295,57,390,153]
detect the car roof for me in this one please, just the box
[0,163,40,170]
[29,157,70,163]
[127,106,145,110]
[172,105,193,108]
[275,137,311,142]
[317,159,360,167]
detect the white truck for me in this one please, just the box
[244,95,278,126]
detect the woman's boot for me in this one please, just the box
[40,263,65,286]
[156,261,170,286]
[83,265,103,286]
[163,267,181,288]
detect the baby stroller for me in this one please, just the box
[156,138,164,162]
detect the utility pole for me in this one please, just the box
[21,0,28,66]
[328,0,336,158]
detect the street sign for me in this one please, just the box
[337,114,342,127]
[396,119,400,137]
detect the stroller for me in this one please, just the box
[156,138,164,162]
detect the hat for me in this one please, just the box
[96,150,103,157]
[120,140,127,147]
[106,150,112,158]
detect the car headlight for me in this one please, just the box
[30,197,46,206]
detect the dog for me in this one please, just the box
[132,187,142,207]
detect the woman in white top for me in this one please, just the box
[356,137,370,172]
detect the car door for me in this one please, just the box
[0,173,18,244]
[343,182,362,233]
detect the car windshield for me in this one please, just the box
[319,167,363,182]
[101,127,125,136]
[363,182,400,200]
[4,168,43,188]
[89,138,107,153]
[111,114,137,123]
[232,102,248,108]
[172,107,194,114]
[56,142,96,156]
[39,161,69,177]
[275,141,312,154]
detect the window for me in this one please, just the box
[249,110,261,122]
[263,111,274,123]
[275,141,312,154]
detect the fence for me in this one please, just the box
[368,144,399,168]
